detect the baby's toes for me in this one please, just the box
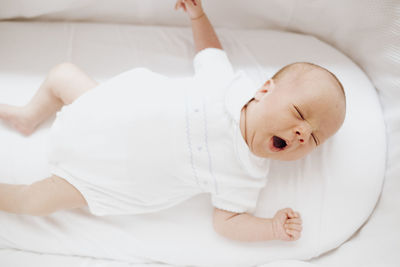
[0,103,13,119]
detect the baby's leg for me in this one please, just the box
[0,62,98,136]
[0,174,87,216]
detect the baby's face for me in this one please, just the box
[241,67,346,161]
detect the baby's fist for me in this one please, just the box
[272,208,302,241]
[174,0,204,20]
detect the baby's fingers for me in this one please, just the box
[286,218,302,225]
[284,223,302,232]
[286,229,301,241]
[174,0,181,10]
[174,0,186,11]
[288,210,301,219]
[184,0,198,7]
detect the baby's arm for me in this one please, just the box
[213,207,302,242]
[175,0,222,52]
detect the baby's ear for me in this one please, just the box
[263,79,275,89]
[254,79,274,100]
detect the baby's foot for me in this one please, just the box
[0,104,36,136]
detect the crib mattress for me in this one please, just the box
[0,21,387,267]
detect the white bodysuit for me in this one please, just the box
[45,48,270,216]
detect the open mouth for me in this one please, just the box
[270,136,288,152]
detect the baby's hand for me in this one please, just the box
[272,208,302,241]
[174,0,205,20]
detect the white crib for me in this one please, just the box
[0,1,398,266]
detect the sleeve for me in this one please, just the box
[211,176,268,214]
[193,48,235,82]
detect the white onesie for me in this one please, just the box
[45,48,270,216]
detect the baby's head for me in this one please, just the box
[241,62,346,161]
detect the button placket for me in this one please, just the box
[186,88,207,188]
[186,88,218,194]
[195,101,207,191]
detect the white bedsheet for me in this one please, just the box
[0,20,397,267]
[0,248,166,267]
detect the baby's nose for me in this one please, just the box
[295,131,305,143]
[295,125,312,144]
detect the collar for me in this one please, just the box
[224,71,271,178]
[224,71,257,124]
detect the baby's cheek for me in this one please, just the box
[292,145,314,160]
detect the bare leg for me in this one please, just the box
[0,63,94,215]
[0,174,88,216]
[0,62,98,136]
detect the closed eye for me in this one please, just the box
[294,105,304,120]
[293,105,319,146]
[311,133,318,146]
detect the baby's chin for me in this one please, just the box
[251,147,311,161]
[273,154,307,161]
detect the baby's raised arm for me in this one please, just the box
[213,207,302,242]
[175,0,222,52]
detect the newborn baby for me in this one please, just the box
[0,0,346,243]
